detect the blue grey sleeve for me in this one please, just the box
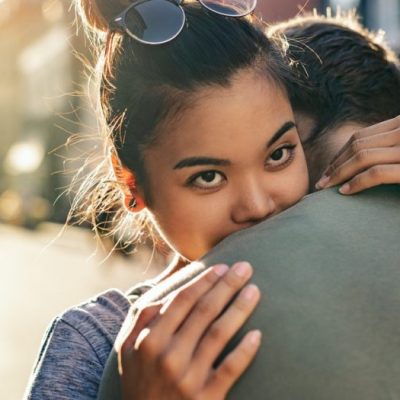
[24,290,137,400]
[25,317,104,400]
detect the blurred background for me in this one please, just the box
[0,0,399,398]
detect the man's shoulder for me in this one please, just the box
[290,184,400,217]
[214,185,399,245]
[203,185,400,271]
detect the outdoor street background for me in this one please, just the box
[0,223,162,399]
[0,0,399,399]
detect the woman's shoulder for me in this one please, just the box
[25,289,132,400]
[59,288,132,344]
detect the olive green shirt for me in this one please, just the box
[98,186,400,400]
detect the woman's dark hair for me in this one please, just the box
[72,0,291,247]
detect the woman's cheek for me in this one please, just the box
[153,200,212,257]
[180,198,230,256]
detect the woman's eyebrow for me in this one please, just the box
[267,121,296,148]
[173,121,296,170]
[174,157,231,170]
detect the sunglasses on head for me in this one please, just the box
[110,0,257,45]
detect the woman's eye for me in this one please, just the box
[189,171,225,189]
[266,145,296,169]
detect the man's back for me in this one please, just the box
[98,186,400,399]
[203,185,400,399]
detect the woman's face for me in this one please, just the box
[142,71,309,260]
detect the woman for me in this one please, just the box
[26,3,400,399]
[26,2,309,399]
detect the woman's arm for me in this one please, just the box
[118,262,261,400]
[316,115,400,194]
[25,290,129,400]
[25,317,104,400]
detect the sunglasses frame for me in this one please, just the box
[110,0,257,45]
[198,0,257,18]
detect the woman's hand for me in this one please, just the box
[316,115,400,194]
[118,262,261,400]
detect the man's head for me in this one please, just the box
[269,13,400,187]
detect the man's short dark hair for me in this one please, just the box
[269,13,400,144]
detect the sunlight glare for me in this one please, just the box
[4,140,45,175]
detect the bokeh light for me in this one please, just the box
[4,139,45,175]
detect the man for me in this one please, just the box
[273,13,400,189]
[98,14,400,399]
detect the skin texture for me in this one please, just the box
[142,71,309,261]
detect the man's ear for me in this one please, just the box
[111,151,146,212]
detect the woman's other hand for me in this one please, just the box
[118,262,261,400]
[316,115,400,194]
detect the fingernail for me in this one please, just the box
[339,183,350,194]
[232,262,252,278]
[240,284,259,301]
[213,264,229,277]
[316,175,330,189]
[248,330,262,346]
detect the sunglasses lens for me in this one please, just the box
[199,0,256,16]
[126,0,185,44]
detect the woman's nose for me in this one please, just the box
[231,180,276,225]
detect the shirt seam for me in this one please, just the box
[59,318,103,365]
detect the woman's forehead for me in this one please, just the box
[145,73,294,164]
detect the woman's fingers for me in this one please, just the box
[124,303,163,348]
[327,117,398,166]
[318,147,400,189]
[137,264,229,356]
[183,283,260,390]
[358,115,400,137]
[315,117,400,190]
[119,265,228,371]
[324,128,400,178]
[339,164,400,195]
[154,261,254,390]
[201,330,262,400]
[118,262,260,400]
[168,262,254,370]
[118,302,163,373]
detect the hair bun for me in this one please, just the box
[76,0,131,32]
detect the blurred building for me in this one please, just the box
[0,0,89,227]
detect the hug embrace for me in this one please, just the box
[25,1,400,399]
